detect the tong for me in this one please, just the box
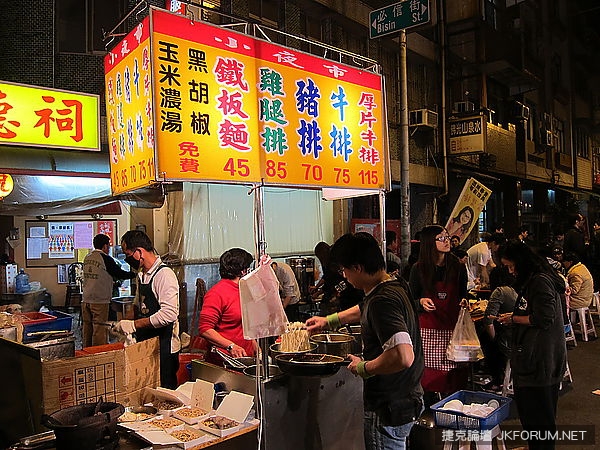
[212,347,248,369]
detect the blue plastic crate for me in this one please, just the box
[23,310,73,342]
[430,390,511,430]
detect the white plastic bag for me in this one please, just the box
[240,262,288,339]
[446,307,484,362]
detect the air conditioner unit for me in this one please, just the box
[409,109,438,128]
[453,101,476,114]
[514,101,530,120]
[541,129,554,146]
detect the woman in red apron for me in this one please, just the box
[409,225,468,395]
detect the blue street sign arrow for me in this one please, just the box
[369,0,430,39]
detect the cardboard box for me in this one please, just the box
[41,337,160,414]
[0,264,17,293]
[136,425,215,449]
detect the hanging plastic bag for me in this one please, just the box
[240,260,288,340]
[446,305,484,362]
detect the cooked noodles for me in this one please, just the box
[279,322,310,352]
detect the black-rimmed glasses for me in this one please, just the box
[435,236,450,242]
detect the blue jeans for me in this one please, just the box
[364,409,416,450]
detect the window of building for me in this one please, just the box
[484,0,498,30]
[57,0,127,54]
[593,146,600,178]
[575,128,590,159]
[553,118,565,154]
[249,0,279,26]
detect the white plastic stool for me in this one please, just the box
[565,323,577,347]
[442,424,506,449]
[570,307,597,341]
[502,360,513,397]
[591,292,600,316]
[504,359,573,394]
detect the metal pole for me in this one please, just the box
[379,190,387,260]
[399,30,411,269]
[252,183,268,450]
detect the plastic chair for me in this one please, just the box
[565,322,577,347]
[503,359,572,396]
[591,292,600,317]
[570,307,597,341]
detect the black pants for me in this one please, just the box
[161,351,180,389]
[513,383,560,450]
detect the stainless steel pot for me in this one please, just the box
[338,325,362,354]
[309,333,355,357]
[243,364,282,378]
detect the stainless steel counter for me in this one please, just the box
[192,360,365,450]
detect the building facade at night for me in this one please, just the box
[2,0,600,245]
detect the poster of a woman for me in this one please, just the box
[446,206,475,242]
[445,178,492,245]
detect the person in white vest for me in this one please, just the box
[82,233,136,347]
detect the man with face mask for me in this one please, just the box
[115,230,181,389]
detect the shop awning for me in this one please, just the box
[0,174,165,216]
[0,146,165,215]
[0,145,110,177]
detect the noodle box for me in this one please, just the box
[197,391,255,437]
[136,424,215,449]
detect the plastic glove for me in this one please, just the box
[114,319,136,335]
[124,334,137,347]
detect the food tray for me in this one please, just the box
[15,312,56,324]
[22,310,73,342]
[430,390,511,430]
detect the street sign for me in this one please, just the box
[369,0,430,39]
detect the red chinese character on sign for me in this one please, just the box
[34,96,84,142]
[216,89,248,118]
[359,111,377,129]
[218,119,250,151]
[358,93,376,111]
[180,158,200,173]
[178,141,200,157]
[0,174,12,194]
[358,146,381,165]
[214,57,249,91]
[0,90,21,139]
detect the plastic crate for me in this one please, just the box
[15,311,56,325]
[23,310,73,342]
[430,390,511,430]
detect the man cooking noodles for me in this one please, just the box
[306,232,424,450]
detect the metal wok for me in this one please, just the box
[275,353,347,377]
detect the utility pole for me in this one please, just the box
[399,29,411,269]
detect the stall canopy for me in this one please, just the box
[0,146,164,215]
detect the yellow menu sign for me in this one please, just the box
[104,18,156,195]
[0,81,99,151]
[104,8,388,193]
